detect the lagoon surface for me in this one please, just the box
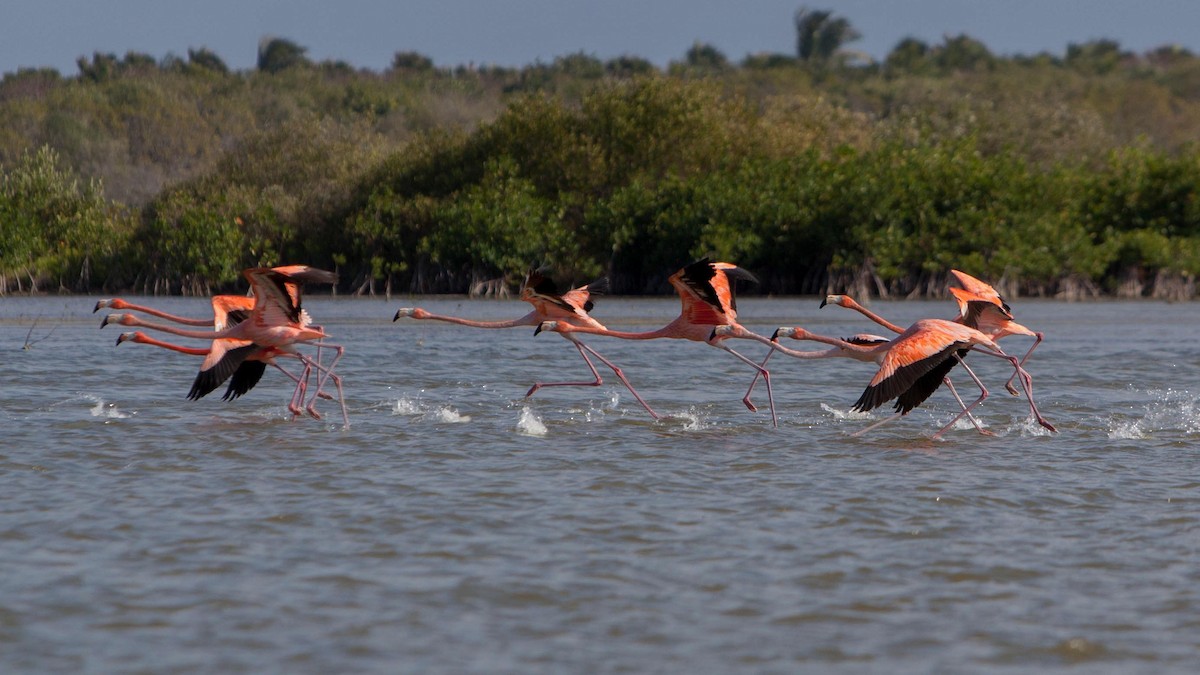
[2,295,1198,673]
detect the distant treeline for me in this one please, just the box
[3,30,1200,298]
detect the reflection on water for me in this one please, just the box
[2,295,1199,672]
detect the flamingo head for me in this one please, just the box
[772,326,805,340]
[100,313,136,329]
[115,331,143,346]
[393,307,428,321]
[93,298,124,313]
[533,320,562,336]
[709,324,740,341]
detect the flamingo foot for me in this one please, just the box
[524,383,541,398]
[1005,383,1020,396]
[306,404,323,420]
[741,396,758,412]
[1038,418,1057,433]
[317,391,334,401]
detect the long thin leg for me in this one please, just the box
[851,412,903,437]
[970,347,1056,433]
[717,343,777,428]
[300,343,349,429]
[578,341,659,419]
[1003,332,1042,396]
[525,339,660,418]
[931,359,991,440]
[944,360,994,436]
[742,345,775,412]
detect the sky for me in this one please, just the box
[3,0,1200,76]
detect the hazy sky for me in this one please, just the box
[3,0,1199,76]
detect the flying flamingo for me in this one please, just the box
[533,258,778,426]
[822,270,1047,412]
[731,319,1032,438]
[394,271,659,418]
[96,294,330,405]
[92,285,338,408]
[111,331,321,417]
[101,266,348,427]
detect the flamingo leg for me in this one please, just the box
[944,361,995,436]
[931,358,991,440]
[970,347,1056,433]
[851,412,904,437]
[530,333,662,415]
[741,345,776,413]
[525,337,659,419]
[716,343,777,428]
[1003,332,1043,396]
[301,343,349,429]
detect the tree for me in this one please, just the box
[257,37,310,73]
[795,7,861,62]
[188,47,229,74]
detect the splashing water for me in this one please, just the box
[517,407,547,436]
[820,402,871,420]
[86,395,131,419]
[435,407,470,423]
[1107,388,1200,438]
[391,396,422,416]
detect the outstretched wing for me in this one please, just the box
[853,327,973,413]
[188,342,259,400]
[244,266,337,327]
[222,361,268,401]
[668,259,758,324]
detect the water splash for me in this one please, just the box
[435,407,471,423]
[820,402,871,420]
[391,396,422,416]
[1107,387,1200,438]
[85,395,131,419]
[517,407,547,436]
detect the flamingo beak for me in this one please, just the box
[100,315,111,328]
[392,310,402,322]
[819,298,829,308]
[534,323,546,336]
[770,328,782,340]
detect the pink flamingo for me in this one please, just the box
[394,271,658,418]
[730,319,1035,438]
[822,269,1046,411]
[96,294,329,406]
[111,331,320,418]
[101,266,348,427]
[533,259,778,426]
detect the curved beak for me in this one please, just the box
[392,310,402,322]
[819,297,829,308]
[770,328,782,340]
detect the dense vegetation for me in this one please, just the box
[3,27,1200,298]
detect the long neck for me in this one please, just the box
[128,332,210,355]
[119,314,239,340]
[769,342,849,360]
[416,310,538,329]
[112,301,214,326]
[561,322,676,340]
[841,298,905,335]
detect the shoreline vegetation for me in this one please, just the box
[3,12,1200,300]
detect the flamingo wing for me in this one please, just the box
[669,259,757,325]
[187,342,259,400]
[244,266,336,327]
[890,348,968,415]
[222,360,268,401]
[852,330,972,413]
[211,294,255,330]
[950,270,1011,314]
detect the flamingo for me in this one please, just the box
[734,319,1031,438]
[96,294,328,405]
[822,270,1048,417]
[111,331,326,416]
[533,258,778,426]
[101,266,348,427]
[394,271,659,418]
[94,290,338,401]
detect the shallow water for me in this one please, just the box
[2,295,1198,673]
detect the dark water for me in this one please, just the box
[2,295,1198,673]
